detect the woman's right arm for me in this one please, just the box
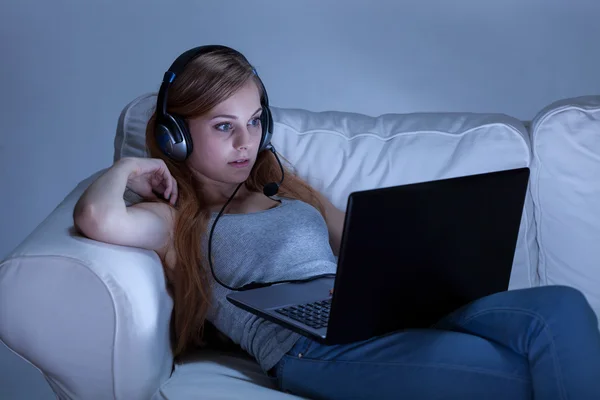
[73,157,177,255]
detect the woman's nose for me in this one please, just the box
[234,128,251,150]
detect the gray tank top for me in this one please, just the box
[202,196,337,372]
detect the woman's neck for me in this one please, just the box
[199,183,256,213]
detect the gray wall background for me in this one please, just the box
[1,0,599,398]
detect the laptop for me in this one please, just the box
[227,167,530,345]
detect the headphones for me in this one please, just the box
[154,45,274,162]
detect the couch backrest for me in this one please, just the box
[529,96,600,321]
[114,93,538,290]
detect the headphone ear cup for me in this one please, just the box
[172,115,193,155]
[259,105,273,152]
[155,114,193,161]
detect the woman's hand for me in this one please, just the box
[119,157,178,206]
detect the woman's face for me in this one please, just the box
[186,80,263,188]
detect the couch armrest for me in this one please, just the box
[0,170,174,400]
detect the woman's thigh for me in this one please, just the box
[275,329,531,400]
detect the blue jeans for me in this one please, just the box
[272,285,600,399]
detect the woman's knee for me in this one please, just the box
[533,285,595,320]
[537,284,586,303]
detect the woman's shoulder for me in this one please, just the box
[274,195,306,207]
[275,195,325,217]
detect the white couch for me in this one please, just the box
[1,93,599,399]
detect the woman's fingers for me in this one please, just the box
[163,170,173,201]
[169,176,179,206]
[139,158,178,205]
[157,166,178,206]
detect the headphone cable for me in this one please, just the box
[207,149,335,292]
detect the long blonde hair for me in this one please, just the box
[145,46,325,360]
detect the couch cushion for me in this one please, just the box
[115,93,538,290]
[152,351,303,399]
[529,96,600,323]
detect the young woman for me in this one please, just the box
[74,45,600,399]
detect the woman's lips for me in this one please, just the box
[228,159,250,168]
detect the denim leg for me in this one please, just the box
[434,285,600,399]
[273,285,600,400]
[275,329,531,399]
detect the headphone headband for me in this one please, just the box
[157,45,231,117]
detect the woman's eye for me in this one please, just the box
[249,117,261,127]
[215,122,233,132]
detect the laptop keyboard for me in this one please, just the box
[274,299,332,329]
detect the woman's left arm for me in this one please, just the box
[315,191,346,256]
